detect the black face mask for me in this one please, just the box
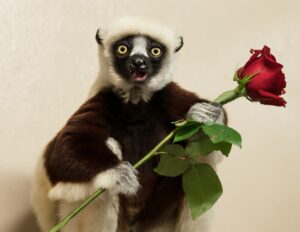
[111,35,166,85]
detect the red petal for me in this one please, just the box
[256,89,287,106]
[247,69,286,95]
[237,67,244,78]
[261,45,283,68]
[243,49,262,70]
[239,46,283,79]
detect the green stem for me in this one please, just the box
[213,86,242,105]
[133,130,176,168]
[49,129,176,232]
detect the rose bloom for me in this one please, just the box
[237,46,286,106]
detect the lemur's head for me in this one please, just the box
[94,17,183,97]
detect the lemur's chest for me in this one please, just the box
[105,93,174,219]
[105,91,171,163]
[108,101,171,169]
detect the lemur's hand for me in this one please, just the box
[94,161,140,196]
[113,161,140,195]
[187,102,225,124]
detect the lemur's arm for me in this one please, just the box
[44,95,139,202]
[162,82,227,124]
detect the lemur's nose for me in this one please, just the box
[131,56,147,70]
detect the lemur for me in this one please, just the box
[31,17,226,232]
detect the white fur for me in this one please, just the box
[93,169,119,190]
[113,85,154,104]
[105,137,123,160]
[174,200,214,232]
[47,165,137,232]
[31,153,57,232]
[88,45,111,98]
[89,17,181,103]
[59,192,119,232]
[48,181,95,202]
[101,17,181,54]
[48,137,123,202]
[48,162,139,203]
[130,37,148,57]
[187,102,225,125]
[94,162,140,195]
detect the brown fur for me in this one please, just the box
[44,81,212,230]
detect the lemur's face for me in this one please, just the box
[111,35,167,84]
[95,20,183,93]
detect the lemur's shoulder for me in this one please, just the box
[154,82,208,121]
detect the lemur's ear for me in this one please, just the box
[174,36,184,53]
[95,29,103,46]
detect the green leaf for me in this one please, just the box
[233,70,239,81]
[185,136,215,157]
[183,163,223,219]
[154,154,191,177]
[159,144,186,156]
[214,142,232,157]
[240,87,248,96]
[202,123,242,148]
[186,135,233,157]
[238,73,259,87]
[173,124,201,143]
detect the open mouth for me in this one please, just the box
[130,70,147,82]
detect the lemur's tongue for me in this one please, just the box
[132,71,147,81]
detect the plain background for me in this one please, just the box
[1,0,299,231]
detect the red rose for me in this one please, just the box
[237,46,286,106]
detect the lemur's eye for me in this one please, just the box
[150,47,162,57]
[117,45,128,55]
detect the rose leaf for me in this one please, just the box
[201,123,242,148]
[173,124,201,143]
[183,163,223,219]
[154,154,191,177]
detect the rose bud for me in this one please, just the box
[237,46,286,106]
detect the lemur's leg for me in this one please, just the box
[59,192,119,232]
[31,154,57,232]
[175,201,214,232]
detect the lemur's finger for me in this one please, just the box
[197,102,222,113]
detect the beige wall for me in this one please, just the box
[1,0,299,231]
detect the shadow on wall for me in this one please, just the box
[0,171,40,232]
[12,210,40,232]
